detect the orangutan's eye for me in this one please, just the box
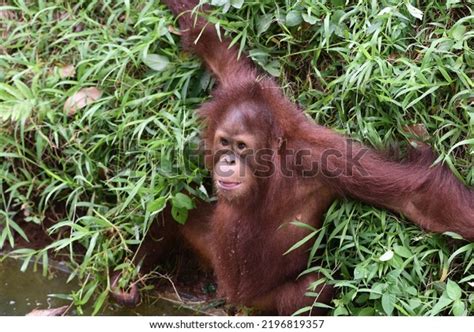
[237,142,247,150]
[220,138,229,146]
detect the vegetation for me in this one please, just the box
[0,0,473,316]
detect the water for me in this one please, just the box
[0,258,193,316]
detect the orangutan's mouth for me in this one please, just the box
[217,180,242,190]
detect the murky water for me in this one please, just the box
[0,258,192,316]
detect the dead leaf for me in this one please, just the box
[403,124,430,144]
[439,267,449,283]
[403,124,431,150]
[59,64,76,78]
[53,11,70,21]
[0,9,16,42]
[168,25,182,35]
[0,9,16,20]
[26,305,69,316]
[64,87,102,116]
[74,23,85,33]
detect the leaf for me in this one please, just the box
[381,293,395,315]
[119,175,146,213]
[405,86,439,109]
[379,249,394,262]
[143,54,169,72]
[171,193,194,210]
[333,306,349,316]
[354,265,367,280]
[64,87,102,116]
[286,10,302,27]
[447,138,474,157]
[452,300,465,316]
[302,13,318,25]
[26,305,68,316]
[408,298,421,310]
[171,206,188,224]
[148,197,166,213]
[9,219,29,243]
[450,24,466,41]
[430,293,453,315]
[406,286,417,296]
[393,245,412,258]
[283,230,317,255]
[357,307,375,315]
[369,283,386,299]
[20,255,33,272]
[211,0,228,6]
[0,9,16,20]
[446,0,462,9]
[41,251,49,276]
[263,60,280,77]
[257,14,273,34]
[403,123,429,141]
[405,3,423,20]
[330,0,345,6]
[443,231,464,240]
[92,290,108,316]
[446,279,462,300]
[378,7,394,16]
[231,0,244,9]
[59,64,76,78]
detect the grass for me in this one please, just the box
[0,0,473,316]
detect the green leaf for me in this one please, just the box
[405,86,439,109]
[379,249,394,262]
[446,0,462,8]
[148,197,166,213]
[408,298,421,310]
[447,138,474,157]
[9,219,29,243]
[451,24,466,41]
[369,283,385,300]
[143,54,169,72]
[231,0,244,9]
[211,0,228,7]
[41,251,49,276]
[431,294,454,315]
[262,60,280,77]
[283,230,317,255]
[302,13,317,25]
[171,206,188,224]
[381,293,396,315]
[172,193,194,210]
[354,265,368,280]
[452,300,465,316]
[406,286,417,296]
[257,14,273,34]
[286,10,302,27]
[333,306,349,316]
[443,231,464,240]
[119,175,146,213]
[79,281,98,305]
[92,290,108,316]
[405,3,423,20]
[393,245,412,258]
[20,255,33,272]
[357,307,375,316]
[446,279,462,300]
[330,0,344,6]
